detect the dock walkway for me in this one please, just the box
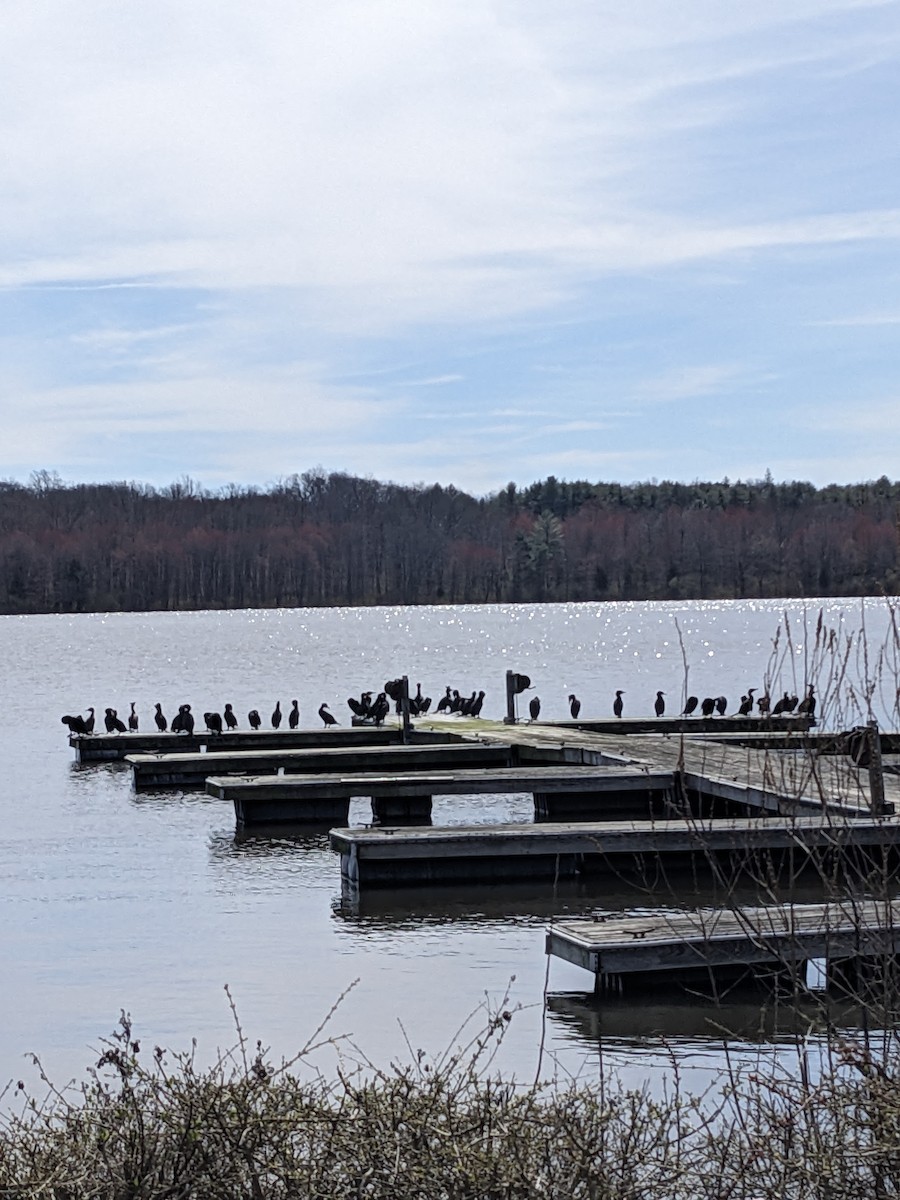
[547,899,900,991]
[332,814,900,886]
[208,764,675,826]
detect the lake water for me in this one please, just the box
[2,596,898,1094]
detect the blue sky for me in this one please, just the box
[2,0,900,494]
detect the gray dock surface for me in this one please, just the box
[547,899,900,979]
[332,814,900,886]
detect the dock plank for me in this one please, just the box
[547,900,900,978]
[332,814,900,886]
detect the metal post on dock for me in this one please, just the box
[866,720,886,815]
[504,670,517,724]
[400,675,411,744]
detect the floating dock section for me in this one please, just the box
[332,814,900,886]
[209,765,675,826]
[547,900,900,994]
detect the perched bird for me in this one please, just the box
[105,707,126,733]
[448,689,463,714]
[223,703,238,730]
[83,707,95,734]
[288,700,300,730]
[613,690,624,718]
[370,693,390,725]
[797,685,816,717]
[318,703,338,727]
[171,704,194,735]
[128,703,139,732]
[347,695,367,719]
[529,695,541,721]
[700,697,716,717]
[654,691,666,718]
[154,703,167,732]
[460,691,478,717]
[61,714,89,735]
[772,692,791,716]
[469,690,486,718]
[682,696,699,716]
[757,692,770,716]
[738,689,756,716]
[436,687,453,714]
[204,711,223,735]
[248,709,261,730]
[568,694,581,719]
[271,701,282,729]
[714,696,727,716]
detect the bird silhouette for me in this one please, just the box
[271,701,282,729]
[319,703,338,727]
[128,703,139,731]
[61,714,89,735]
[654,691,665,718]
[83,707,95,734]
[248,709,261,730]
[223,704,237,730]
[700,697,716,717]
[714,696,727,716]
[797,685,816,717]
[288,700,300,729]
[529,695,541,721]
[613,691,624,718]
[204,711,223,734]
[105,707,126,733]
[682,696,698,716]
[738,689,756,716]
[154,703,167,731]
[568,694,581,719]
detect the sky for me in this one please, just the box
[1,0,900,495]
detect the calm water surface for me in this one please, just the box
[2,597,896,1092]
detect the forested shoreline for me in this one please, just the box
[1,469,899,613]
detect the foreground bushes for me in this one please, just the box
[2,1006,900,1199]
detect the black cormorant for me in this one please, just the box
[714,696,727,716]
[613,690,624,718]
[319,703,338,727]
[204,711,223,734]
[682,696,698,716]
[223,704,237,730]
[469,690,485,718]
[61,714,89,735]
[529,695,541,721]
[797,685,816,717]
[271,701,282,729]
[700,697,716,717]
[568,694,581,719]
[154,703,167,732]
[248,709,261,730]
[128,703,139,732]
[654,691,665,718]
[289,700,300,729]
[84,707,95,734]
[436,687,453,713]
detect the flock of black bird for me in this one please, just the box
[61,681,816,736]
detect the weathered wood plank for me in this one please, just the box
[332,814,900,886]
[127,742,512,791]
[69,725,429,761]
[547,900,900,977]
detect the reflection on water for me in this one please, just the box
[546,991,884,1047]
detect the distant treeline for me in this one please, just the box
[1,469,899,613]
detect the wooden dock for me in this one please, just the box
[68,725,436,762]
[208,765,676,826]
[331,815,900,886]
[547,899,900,993]
[445,721,895,818]
[127,741,512,791]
